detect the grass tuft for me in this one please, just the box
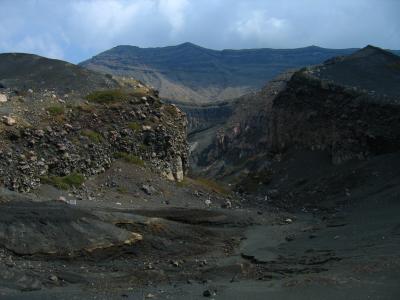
[86,90,126,104]
[40,172,85,190]
[47,105,65,116]
[81,129,103,143]
[128,122,141,132]
[114,152,145,166]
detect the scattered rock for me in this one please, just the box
[221,199,232,209]
[142,125,152,131]
[58,196,67,202]
[1,116,16,126]
[142,184,156,195]
[285,234,295,242]
[203,289,216,297]
[0,94,7,103]
[171,260,180,267]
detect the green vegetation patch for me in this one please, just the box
[116,186,129,194]
[114,152,145,166]
[76,103,96,113]
[40,172,85,190]
[128,121,141,132]
[164,104,178,116]
[130,87,148,98]
[86,88,150,104]
[47,105,65,116]
[179,177,230,196]
[195,178,230,195]
[81,129,103,143]
[86,89,127,104]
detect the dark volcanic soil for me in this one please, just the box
[0,152,399,300]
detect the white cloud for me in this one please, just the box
[0,0,398,63]
[0,34,64,59]
[158,0,189,35]
[70,0,149,45]
[235,10,290,46]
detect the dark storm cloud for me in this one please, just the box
[0,0,399,63]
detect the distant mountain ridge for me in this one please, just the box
[80,43,369,103]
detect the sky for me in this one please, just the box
[0,0,399,63]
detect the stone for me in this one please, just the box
[141,184,156,195]
[285,234,295,242]
[174,156,184,182]
[203,289,216,297]
[58,196,67,202]
[1,116,16,126]
[221,199,232,209]
[267,189,280,199]
[0,94,7,103]
[171,260,180,267]
[142,125,152,131]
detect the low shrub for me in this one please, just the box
[40,172,85,190]
[47,105,65,116]
[86,90,126,104]
[128,122,141,132]
[81,129,103,143]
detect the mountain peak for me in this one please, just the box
[176,42,200,48]
[348,44,397,60]
[315,45,400,97]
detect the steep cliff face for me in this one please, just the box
[0,54,189,192]
[171,101,233,134]
[267,72,400,163]
[196,46,400,180]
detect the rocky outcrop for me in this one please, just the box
[0,53,189,192]
[195,46,400,179]
[0,92,188,192]
[268,72,400,163]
